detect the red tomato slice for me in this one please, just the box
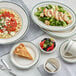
[10,14,14,18]
[2,11,14,18]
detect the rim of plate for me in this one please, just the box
[41,26,76,38]
[0,1,29,45]
[10,41,40,69]
[31,1,76,31]
[59,40,76,63]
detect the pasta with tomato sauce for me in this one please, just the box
[0,8,22,39]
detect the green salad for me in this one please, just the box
[34,5,72,27]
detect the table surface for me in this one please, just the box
[22,0,76,76]
[0,0,76,76]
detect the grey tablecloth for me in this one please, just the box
[0,0,44,57]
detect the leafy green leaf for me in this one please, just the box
[34,11,41,17]
[43,44,47,48]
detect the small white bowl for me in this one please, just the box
[44,58,61,74]
[39,37,57,54]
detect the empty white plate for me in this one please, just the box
[10,41,40,69]
[59,40,76,63]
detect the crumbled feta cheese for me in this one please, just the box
[4,22,7,26]
[10,32,15,36]
[6,17,10,20]
[1,28,3,29]
[4,31,8,34]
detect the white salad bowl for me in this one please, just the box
[44,58,61,74]
[0,1,29,44]
[39,37,57,54]
[31,1,76,32]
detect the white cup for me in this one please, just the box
[44,58,61,74]
[64,40,76,57]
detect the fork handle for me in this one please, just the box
[9,71,16,76]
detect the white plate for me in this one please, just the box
[10,41,40,69]
[41,26,76,38]
[59,40,76,63]
[31,1,76,31]
[0,1,29,44]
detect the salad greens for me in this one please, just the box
[34,4,72,27]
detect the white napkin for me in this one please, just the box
[0,71,9,76]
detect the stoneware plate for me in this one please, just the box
[10,41,40,69]
[41,26,76,38]
[0,1,29,44]
[31,1,76,31]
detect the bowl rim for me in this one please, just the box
[44,58,61,74]
[39,37,57,54]
[31,1,76,31]
[0,1,30,45]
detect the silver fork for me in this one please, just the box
[1,59,16,76]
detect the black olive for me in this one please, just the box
[47,45,50,48]
[54,42,56,47]
[47,38,51,41]
[43,38,48,40]
[43,48,47,51]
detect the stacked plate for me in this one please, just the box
[31,1,76,38]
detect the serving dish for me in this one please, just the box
[31,1,76,31]
[10,41,40,69]
[0,1,29,44]
[59,40,76,63]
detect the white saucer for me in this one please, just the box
[10,41,40,69]
[59,40,76,63]
[41,26,76,38]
